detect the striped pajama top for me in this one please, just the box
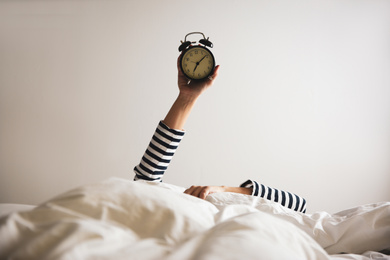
[134,121,307,213]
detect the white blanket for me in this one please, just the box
[0,178,389,260]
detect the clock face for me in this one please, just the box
[180,46,215,80]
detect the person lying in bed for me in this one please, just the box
[133,55,307,213]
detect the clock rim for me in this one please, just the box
[180,45,216,81]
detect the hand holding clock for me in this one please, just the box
[177,54,220,100]
[162,55,219,130]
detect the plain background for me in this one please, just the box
[0,0,389,213]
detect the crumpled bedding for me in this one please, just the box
[0,177,389,260]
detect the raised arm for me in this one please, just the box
[133,55,219,182]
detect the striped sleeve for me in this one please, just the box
[240,179,307,213]
[133,121,185,182]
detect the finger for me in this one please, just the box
[199,187,211,199]
[177,55,187,79]
[206,65,220,82]
[177,54,181,70]
[184,185,196,195]
[211,65,220,80]
[184,186,203,198]
[191,186,203,198]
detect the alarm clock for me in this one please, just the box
[178,32,215,81]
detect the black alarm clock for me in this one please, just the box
[178,32,215,81]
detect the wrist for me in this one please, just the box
[163,93,198,130]
[177,92,200,104]
[224,186,252,195]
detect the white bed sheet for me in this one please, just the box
[0,203,35,218]
[0,178,389,260]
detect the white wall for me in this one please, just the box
[0,0,389,213]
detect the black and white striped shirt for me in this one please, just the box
[134,121,307,213]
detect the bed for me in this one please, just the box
[0,177,389,260]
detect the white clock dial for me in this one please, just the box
[181,46,215,80]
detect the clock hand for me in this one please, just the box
[198,55,207,63]
[193,63,198,72]
[193,55,208,72]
